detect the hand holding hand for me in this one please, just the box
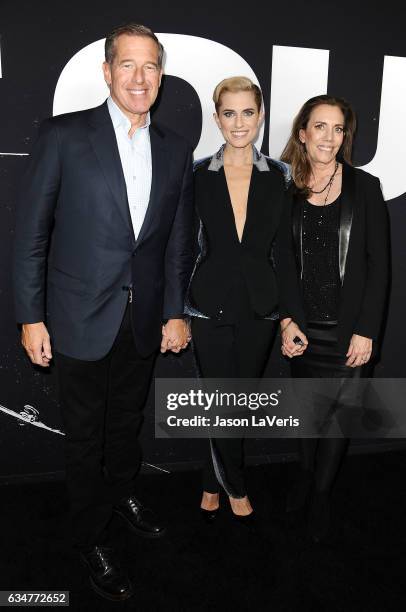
[21,322,53,367]
[160,319,191,353]
[280,318,308,358]
[345,334,372,367]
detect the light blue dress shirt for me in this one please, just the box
[107,96,152,239]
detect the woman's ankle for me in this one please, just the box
[228,495,253,516]
[201,491,220,510]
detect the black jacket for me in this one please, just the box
[186,150,290,319]
[275,163,390,353]
[13,102,194,359]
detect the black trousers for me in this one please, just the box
[291,320,370,492]
[192,317,276,498]
[55,304,157,550]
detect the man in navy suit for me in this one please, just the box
[13,23,193,601]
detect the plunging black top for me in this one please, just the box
[187,149,290,322]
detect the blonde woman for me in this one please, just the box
[186,77,290,523]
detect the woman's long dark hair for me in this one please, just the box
[281,95,357,196]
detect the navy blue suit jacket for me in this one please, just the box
[13,101,194,359]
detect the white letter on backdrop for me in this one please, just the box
[360,55,406,200]
[268,45,329,159]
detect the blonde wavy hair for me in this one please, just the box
[213,76,262,112]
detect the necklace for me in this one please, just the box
[309,162,339,205]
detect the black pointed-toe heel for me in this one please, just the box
[232,511,256,529]
[200,507,219,523]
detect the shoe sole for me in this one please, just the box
[89,576,134,601]
[114,509,166,538]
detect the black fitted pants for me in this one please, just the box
[291,320,371,492]
[192,317,276,498]
[55,304,157,550]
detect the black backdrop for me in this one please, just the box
[1,0,405,479]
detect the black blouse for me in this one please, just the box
[302,196,341,321]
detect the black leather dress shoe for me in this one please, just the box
[114,496,166,538]
[80,546,133,601]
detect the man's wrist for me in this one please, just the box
[22,321,46,329]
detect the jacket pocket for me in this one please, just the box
[48,266,87,296]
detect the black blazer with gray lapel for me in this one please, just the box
[189,154,289,319]
[275,163,390,353]
[13,101,194,359]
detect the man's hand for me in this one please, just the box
[280,318,308,358]
[160,319,191,353]
[21,322,53,367]
[346,334,373,367]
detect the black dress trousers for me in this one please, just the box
[55,302,157,550]
[192,275,276,497]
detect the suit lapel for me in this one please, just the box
[216,168,240,244]
[136,123,168,246]
[292,191,304,278]
[243,166,280,244]
[220,165,263,246]
[87,102,132,233]
[339,163,355,284]
[240,166,258,244]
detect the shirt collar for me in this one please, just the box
[208,144,269,172]
[107,96,151,133]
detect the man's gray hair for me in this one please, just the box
[105,23,164,67]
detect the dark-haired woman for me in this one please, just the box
[187,77,290,522]
[276,95,390,541]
